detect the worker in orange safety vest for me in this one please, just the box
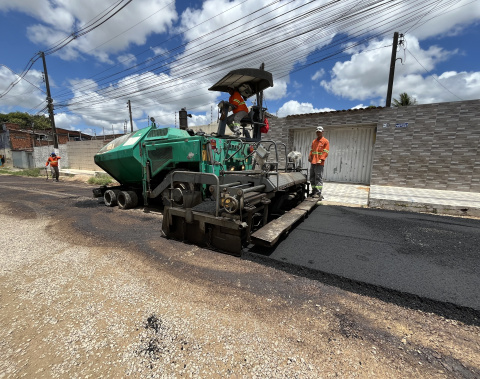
[308,126,329,199]
[46,152,61,182]
[226,86,251,138]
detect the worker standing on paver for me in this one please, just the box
[46,152,61,182]
[308,126,329,199]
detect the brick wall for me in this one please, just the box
[9,130,34,150]
[4,123,21,130]
[269,99,480,192]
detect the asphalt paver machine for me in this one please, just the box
[93,67,316,255]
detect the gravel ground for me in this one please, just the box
[1,190,480,378]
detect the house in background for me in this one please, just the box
[0,122,93,169]
[269,98,480,193]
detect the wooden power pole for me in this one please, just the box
[128,100,134,133]
[40,52,58,148]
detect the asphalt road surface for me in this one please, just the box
[247,205,480,314]
[1,175,479,316]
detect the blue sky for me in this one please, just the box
[0,0,479,136]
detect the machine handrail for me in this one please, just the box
[171,171,221,217]
[256,140,280,190]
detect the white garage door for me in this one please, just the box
[293,126,376,184]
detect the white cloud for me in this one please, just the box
[0,0,74,30]
[264,80,287,101]
[276,100,335,117]
[53,113,82,130]
[319,35,476,104]
[351,104,367,109]
[171,0,336,93]
[151,46,167,56]
[65,72,221,129]
[0,66,46,111]
[312,69,325,81]
[406,1,480,39]
[188,114,210,127]
[117,54,137,67]
[393,71,480,104]
[1,0,178,62]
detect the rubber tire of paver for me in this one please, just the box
[104,189,120,207]
[117,191,139,209]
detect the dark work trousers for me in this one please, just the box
[309,163,324,195]
[226,111,250,138]
[50,166,59,181]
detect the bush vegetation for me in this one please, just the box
[0,167,114,185]
[0,167,42,177]
[87,173,114,186]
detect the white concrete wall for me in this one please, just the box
[189,122,234,136]
[67,140,107,170]
[33,145,69,169]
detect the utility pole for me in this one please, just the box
[127,100,133,132]
[386,32,400,108]
[40,52,58,148]
[124,120,127,134]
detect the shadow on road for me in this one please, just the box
[244,245,480,327]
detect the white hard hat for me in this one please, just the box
[316,126,324,132]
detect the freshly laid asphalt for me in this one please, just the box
[249,205,480,313]
[4,172,480,317]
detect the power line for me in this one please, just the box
[60,0,427,108]
[0,0,133,99]
[405,47,463,101]
[0,55,42,98]
[0,64,46,94]
[57,0,393,106]
[52,0,283,100]
[43,0,133,56]
[7,0,469,118]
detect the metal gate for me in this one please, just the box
[293,125,376,184]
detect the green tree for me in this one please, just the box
[392,92,417,107]
[0,112,51,129]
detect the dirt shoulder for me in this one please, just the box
[0,198,479,378]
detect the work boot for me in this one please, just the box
[312,193,319,199]
[233,126,242,136]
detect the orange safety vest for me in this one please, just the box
[46,156,61,167]
[309,137,329,165]
[229,91,248,114]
